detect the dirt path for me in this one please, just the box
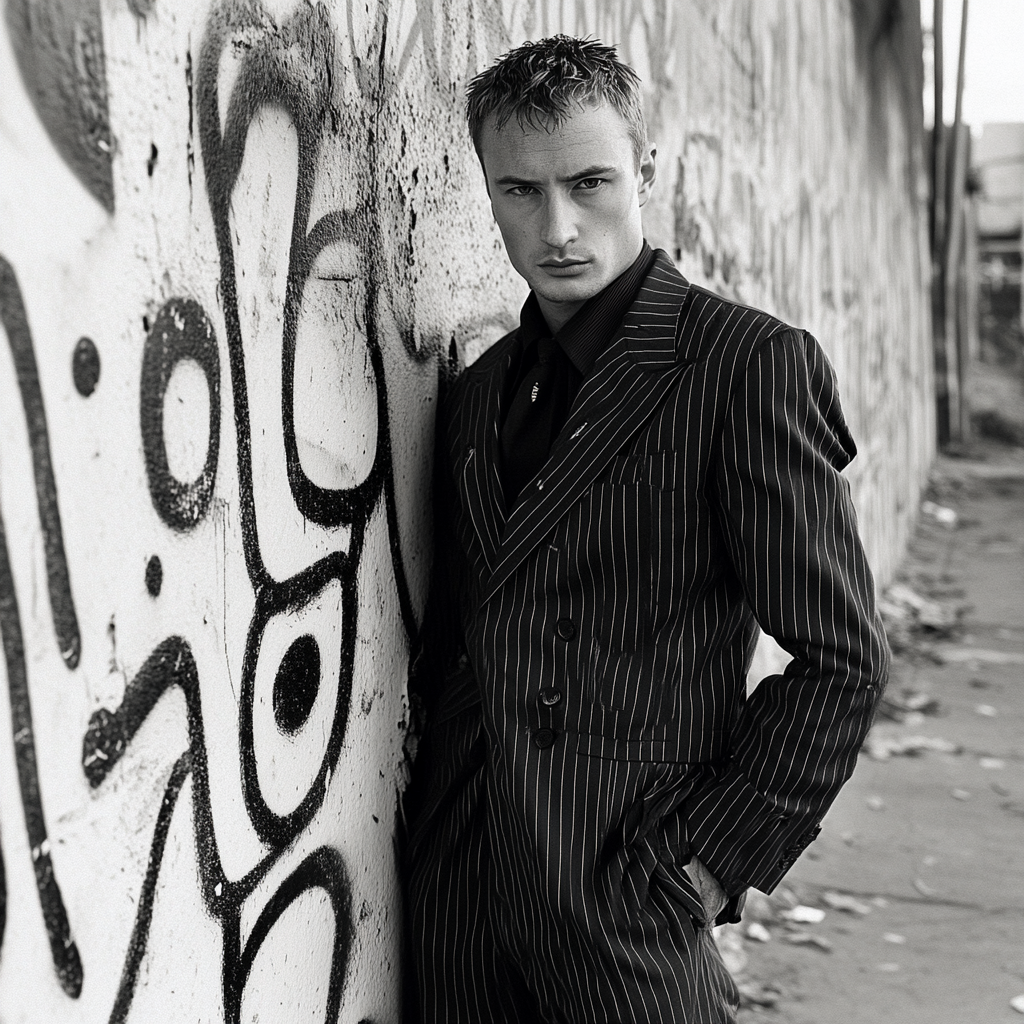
[731,441,1024,1024]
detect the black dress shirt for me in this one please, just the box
[500,242,657,503]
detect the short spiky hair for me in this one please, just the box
[466,35,647,169]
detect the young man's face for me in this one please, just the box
[478,101,657,332]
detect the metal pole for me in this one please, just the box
[932,0,950,443]
[944,0,969,442]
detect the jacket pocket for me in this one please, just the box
[606,450,679,489]
[588,636,679,724]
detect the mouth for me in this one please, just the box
[539,258,590,276]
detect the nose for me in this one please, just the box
[540,193,578,250]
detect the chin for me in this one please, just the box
[534,275,604,306]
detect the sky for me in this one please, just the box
[921,0,1024,128]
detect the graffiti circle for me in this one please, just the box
[140,298,220,531]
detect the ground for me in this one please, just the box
[728,351,1024,1024]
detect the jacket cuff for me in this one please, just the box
[684,767,822,895]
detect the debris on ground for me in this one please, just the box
[920,500,958,528]
[1011,994,1024,1015]
[782,905,826,924]
[745,922,771,942]
[737,980,782,1008]
[822,892,872,915]
[864,731,961,760]
[875,685,943,724]
[881,582,960,633]
[784,931,833,952]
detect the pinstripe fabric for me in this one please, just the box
[407,250,889,1023]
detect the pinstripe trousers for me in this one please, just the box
[407,705,740,1023]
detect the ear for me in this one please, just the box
[637,143,657,208]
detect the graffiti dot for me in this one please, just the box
[72,337,100,396]
[273,634,320,735]
[145,555,162,597]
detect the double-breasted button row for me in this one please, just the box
[538,687,562,707]
[533,727,556,749]
[555,617,575,641]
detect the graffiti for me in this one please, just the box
[5,0,114,212]
[1,1,424,1019]
[71,337,101,397]
[67,2,425,1017]
[139,298,221,532]
[81,636,354,1022]
[0,257,84,998]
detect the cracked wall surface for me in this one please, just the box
[0,2,930,1021]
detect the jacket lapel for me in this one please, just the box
[448,336,518,578]
[481,253,693,605]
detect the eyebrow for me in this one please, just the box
[493,164,618,186]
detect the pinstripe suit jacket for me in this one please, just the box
[410,249,888,973]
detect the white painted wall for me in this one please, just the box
[0,2,931,1022]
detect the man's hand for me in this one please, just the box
[687,854,728,924]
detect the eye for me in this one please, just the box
[506,185,537,196]
[576,177,604,190]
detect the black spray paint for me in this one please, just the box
[82,637,351,1023]
[72,336,100,397]
[81,1,415,1016]
[0,256,83,997]
[140,297,221,531]
[5,0,114,212]
[0,257,82,669]
[145,555,163,597]
[273,634,321,734]
[1,0,429,1016]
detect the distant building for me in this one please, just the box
[974,122,1024,335]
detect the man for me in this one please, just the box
[406,35,888,1024]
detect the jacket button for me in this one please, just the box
[533,727,556,749]
[555,618,576,641]
[538,687,562,707]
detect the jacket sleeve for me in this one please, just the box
[683,328,889,896]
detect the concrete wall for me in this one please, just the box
[0,1,931,1022]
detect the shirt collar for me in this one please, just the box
[518,241,656,377]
